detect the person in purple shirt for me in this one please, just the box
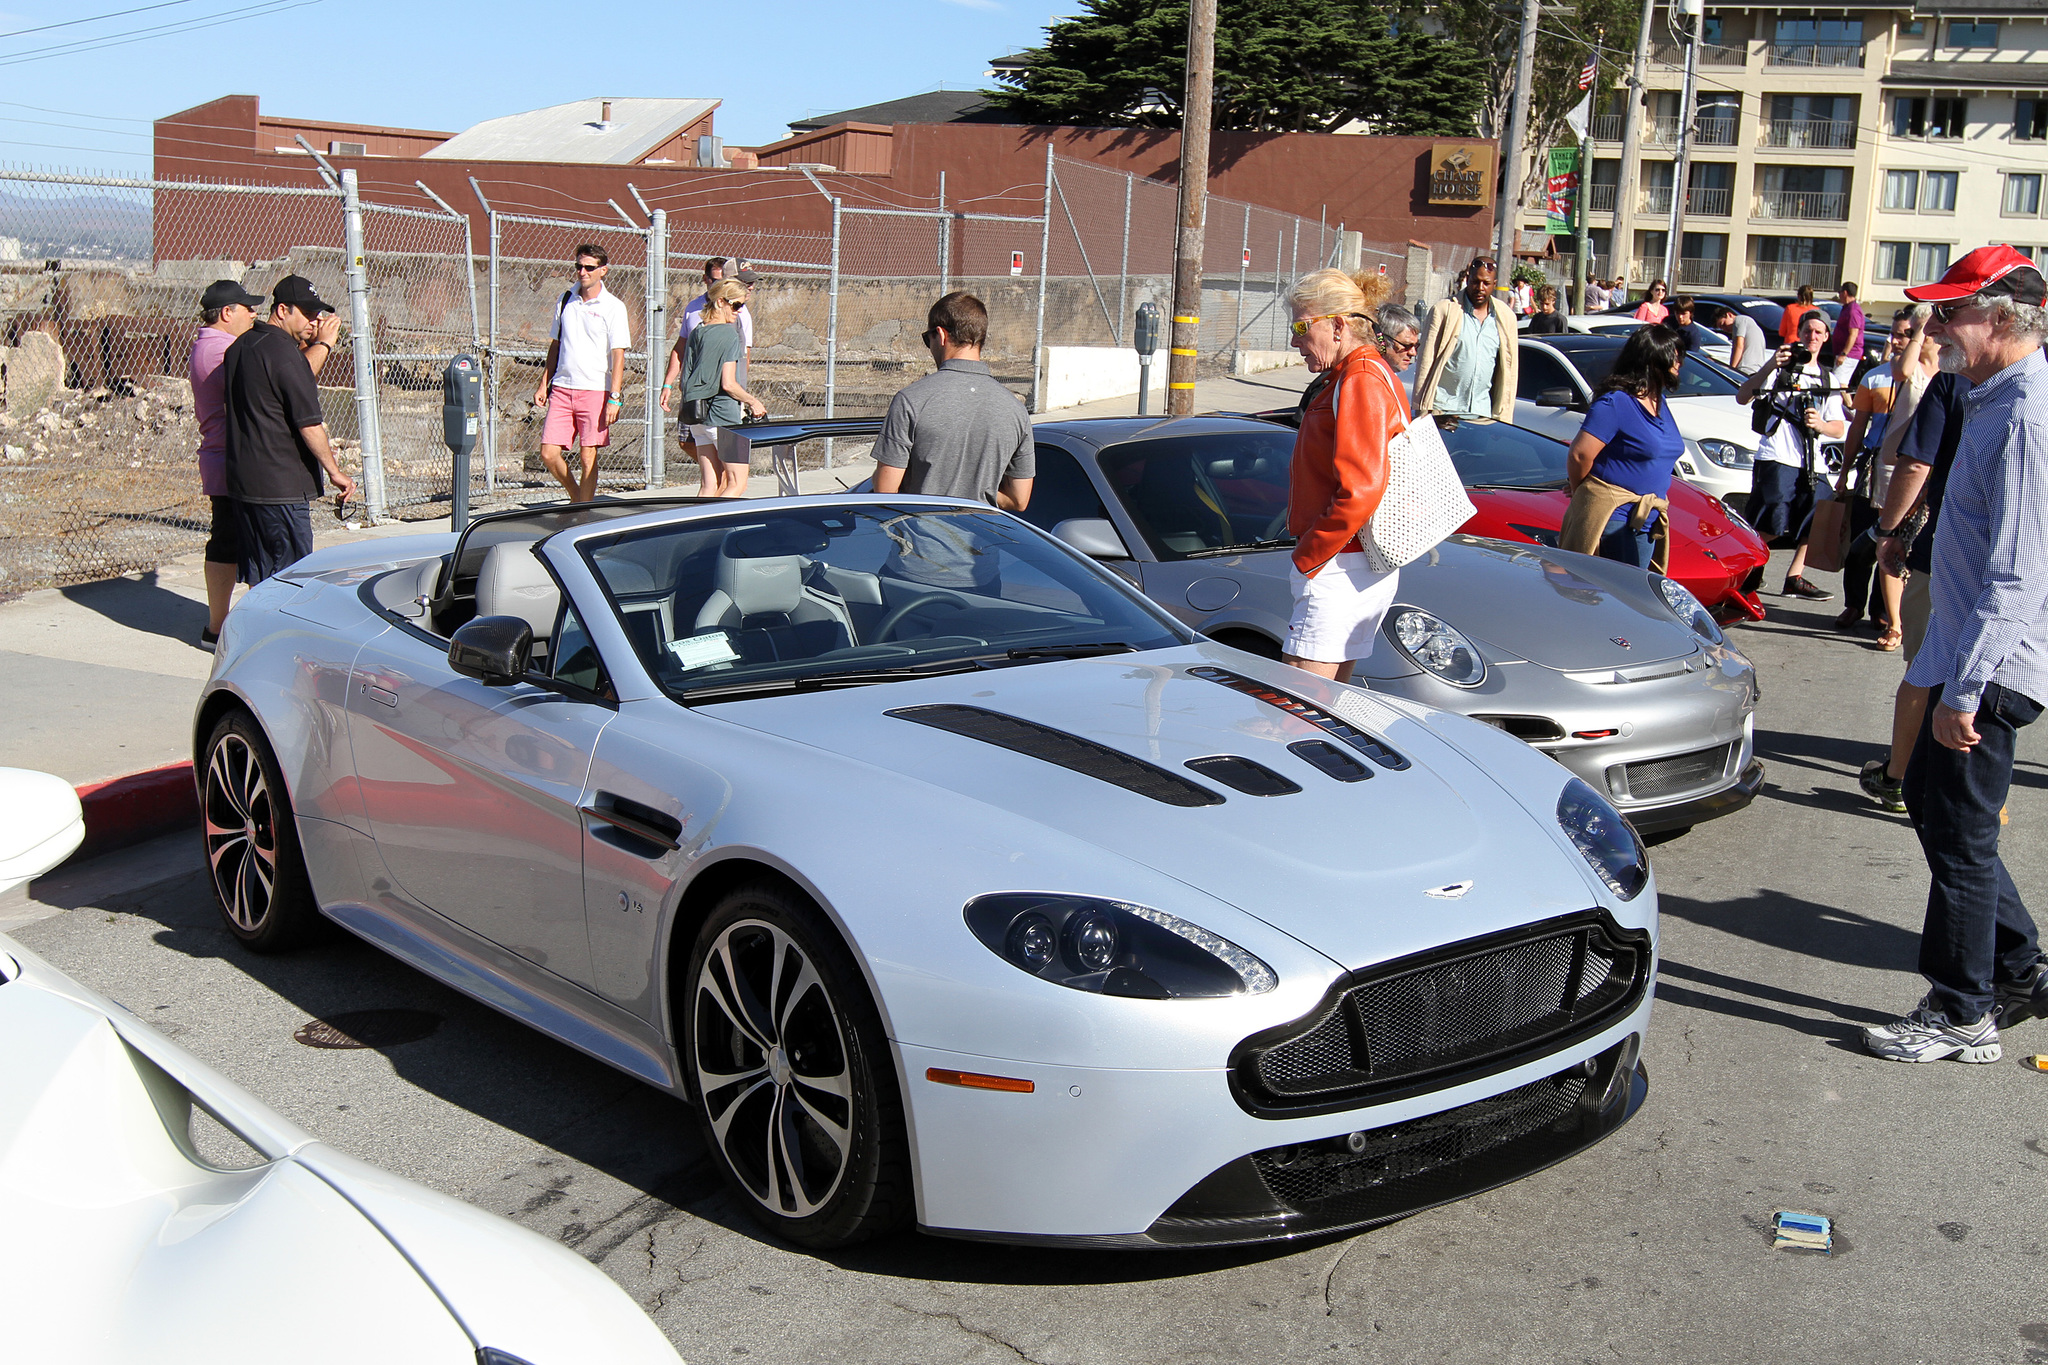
[190,279,264,647]
[1830,281,1866,385]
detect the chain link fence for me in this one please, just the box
[2,155,1432,592]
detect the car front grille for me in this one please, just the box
[1231,911,1650,1116]
[1251,1068,1589,1213]
[1617,742,1733,802]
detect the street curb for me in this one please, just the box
[76,761,198,861]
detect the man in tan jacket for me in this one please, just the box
[1413,256,1520,424]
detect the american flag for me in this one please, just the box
[1577,54,1598,90]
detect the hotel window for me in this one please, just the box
[1947,21,1997,49]
[1898,96,1969,138]
[1875,242,1912,281]
[1883,170,1920,209]
[1913,243,1952,282]
[1931,98,1969,138]
[1903,20,1924,37]
[1923,170,1959,212]
[2018,100,2048,141]
[2007,174,2044,216]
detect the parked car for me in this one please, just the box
[0,767,83,894]
[1512,334,1769,505]
[1028,414,1764,833]
[1563,315,1733,365]
[0,933,683,1365]
[198,493,1660,1250]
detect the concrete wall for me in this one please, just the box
[1038,346,1169,410]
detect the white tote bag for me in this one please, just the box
[1329,358,1476,572]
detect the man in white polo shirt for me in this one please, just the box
[532,242,632,502]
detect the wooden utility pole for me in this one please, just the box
[1611,1,1655,298]
[1168,0,1217,417]
[1494,0,1542,272]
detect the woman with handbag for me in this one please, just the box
[1283,268,1473,683]
[661,279,766,496]
[1559,325,1686,570]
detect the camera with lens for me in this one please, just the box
[1785,343,1812,369]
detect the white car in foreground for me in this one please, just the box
[0,932,681,1365]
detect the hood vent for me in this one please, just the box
[887,704,1224,807]
[1185,754,1302,797]
[1186,666,1411,771]
[1287,739,1371,783]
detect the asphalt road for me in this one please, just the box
[10,548,2048,1365]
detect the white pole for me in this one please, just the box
[340,170,386,521]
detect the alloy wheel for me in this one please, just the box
[204,732,277,932]
[693,919,856,1219]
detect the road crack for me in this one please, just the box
[1322,1239,1362,1316]
[889,1300,1052,1364]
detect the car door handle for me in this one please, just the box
[580,798,682,853]
[360,681,397,707]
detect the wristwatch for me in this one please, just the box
[1876,525,1911,539]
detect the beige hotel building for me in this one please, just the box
[1516,2,2048,309]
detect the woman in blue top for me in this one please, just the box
[1564,324,1686,568]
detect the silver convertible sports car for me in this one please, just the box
[198,494,1657,1249]
[1020,416,1765,836]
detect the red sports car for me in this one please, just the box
[1244,408,1769,621]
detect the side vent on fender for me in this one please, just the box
[886,704,1224,807]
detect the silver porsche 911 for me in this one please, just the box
[1019,416,1765,836]
[196,494,1656,1249]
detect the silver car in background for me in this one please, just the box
[1022,416,1765,835]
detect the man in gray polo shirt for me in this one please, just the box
[873,291,1033,509]
[872,292,1033,591]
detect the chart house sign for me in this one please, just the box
[1428,143,1496,209]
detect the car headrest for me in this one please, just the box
[1204,455,1274,480]
[714,536,806,618]
[475,542,561,640]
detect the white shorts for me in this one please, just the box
[685,423,721,448]
[1286,552,1401,664]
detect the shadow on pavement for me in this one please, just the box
[59,570,208,644]
[1658,889,1918,979]
[1754,727,1883,778]
[113,869,1309,1285]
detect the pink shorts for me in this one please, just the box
[541,386,612,449]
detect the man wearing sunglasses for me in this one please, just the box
[871,291,1031,514]
[1412,255,1519,426]
[1864,244,2048,1064]
[534,243,631,502]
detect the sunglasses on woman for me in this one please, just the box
[1290,313,1362,338]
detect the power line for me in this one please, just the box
[0,0,200,40]
[0,0,322,69]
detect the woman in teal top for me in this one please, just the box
[664,279,766,496]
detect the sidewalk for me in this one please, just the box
[0,363,1309,853]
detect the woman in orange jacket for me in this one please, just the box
[1283,267,1404,683]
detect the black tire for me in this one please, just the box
[1212,629,1282,660]
[201,711,321,952]
[684,881,911,1248]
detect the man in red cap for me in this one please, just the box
[1864,245,2048,1064]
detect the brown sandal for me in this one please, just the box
[1877,626,1903,652]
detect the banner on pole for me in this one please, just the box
[1545,148,1581,235]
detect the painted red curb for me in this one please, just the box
[75,761,198,861]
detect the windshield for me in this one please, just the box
[579,506,1188,701]
[1097,430,1297,560]
[1558,344,1742,398]
[1440,422,1570,489]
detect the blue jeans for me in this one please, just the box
[1596,512,1656,569]
[1902,681,2044,1021]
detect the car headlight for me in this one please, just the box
[964,894,1276,998]
[1717,498,1756,535]
[1695,438,1754,469]
[1390,609,1485,686]
[1656,575,1725,645]
[1557,779,1649,901]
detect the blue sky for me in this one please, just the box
[0,0,1078,176]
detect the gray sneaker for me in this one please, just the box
[1995,957,2048,1029]
[1863,998,2003,1063]
[1859,758,1907,813]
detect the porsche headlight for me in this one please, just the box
[1390,609,1485,687]
[965,894,1276,998]
[1695,437,1754,469]
[1656,575,1725,645]
[1717,498,1757,535]
[1557,779,1649,901]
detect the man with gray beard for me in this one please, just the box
[1863,246,2048,1064]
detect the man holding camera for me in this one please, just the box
[1863,245,2048,1064]
[1736,310,1847,599]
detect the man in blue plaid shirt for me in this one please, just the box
[1865,246,2048,1064]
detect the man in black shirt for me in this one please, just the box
[224,275,354,585]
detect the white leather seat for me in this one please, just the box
[475,542,561,645]
[690,527,856,661]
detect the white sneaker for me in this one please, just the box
[1863,998,2002,1063]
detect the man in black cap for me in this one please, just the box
[191,278,265,646]
[222,274,355,586]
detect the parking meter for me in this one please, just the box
[1134,302,1162,415]
[443,354,481,529]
